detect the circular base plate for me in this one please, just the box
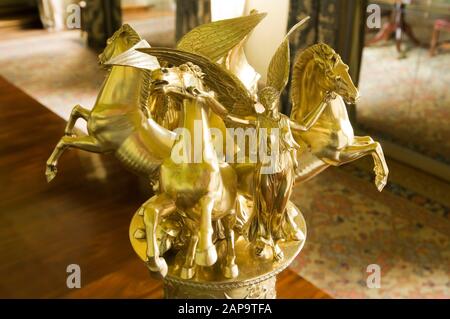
[129,203,307,298]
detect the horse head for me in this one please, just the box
[98,24,141,65]
[150,62,208,100]
[310,43,360,104]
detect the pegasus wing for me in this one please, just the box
[139,47,257,117]
[177,12,267,63]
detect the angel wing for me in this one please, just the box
[139,47,257,117]
[266,17,310,93]
[177,12,267,63]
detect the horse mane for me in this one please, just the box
[98,24,141,65]
[290,43,337,120]
[96,24,152,116]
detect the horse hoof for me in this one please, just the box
[180,266,196,280]
[133,228,146,239]
[254,246,265,258]
[273,246,284,262]
[45,165,57,183]
[254,239,270,259]
[375,175,387,192]
[146,256,168,277]
[195,245,217,266]
[291,229,305,241]
[223,263,239,279]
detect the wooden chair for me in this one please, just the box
[366,0,420,54]
[430,19,450,56]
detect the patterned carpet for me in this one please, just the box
[290,157,450,298]
[358,43,450,165]
[1,22,449,299]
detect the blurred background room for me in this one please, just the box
[0,0,449,299]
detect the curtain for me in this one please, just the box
[83,0,122,49]
[38,0,77,31]
[283,0,367,119]
[175,0,211,42]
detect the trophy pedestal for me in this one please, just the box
[163,271,277,299]
[129,209,306,299]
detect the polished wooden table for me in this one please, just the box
[0,76,329,299]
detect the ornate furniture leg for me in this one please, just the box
[367,1,420,56]
[430,19,450,57]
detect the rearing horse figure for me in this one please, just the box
[46,24,175,182]
[291,43,389,191]
[46,24,240,280]
[139,62,239,279]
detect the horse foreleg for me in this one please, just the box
[180,223,199,279]
[195,195,217,267]
[64,105,91,136]
[222,213,238,279]
[141,193,176,278]
[357,137,389,191]
[333,137,389,191]
[284,203,305,241]
[46,135,105,182]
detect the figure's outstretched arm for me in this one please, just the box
[161,85,257,126]
[202,93,228,117]
[200,92,257,127]
[285,121,302,150]
[292,92,335,132]
[289,120,307,133]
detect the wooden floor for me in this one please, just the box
[0,76,329,299]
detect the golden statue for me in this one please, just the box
[46,12,388,299]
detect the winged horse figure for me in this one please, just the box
[46,15,266,279]
[45,24,175,183]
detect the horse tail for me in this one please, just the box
[294,148,328,184]
[115,133,163,178]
